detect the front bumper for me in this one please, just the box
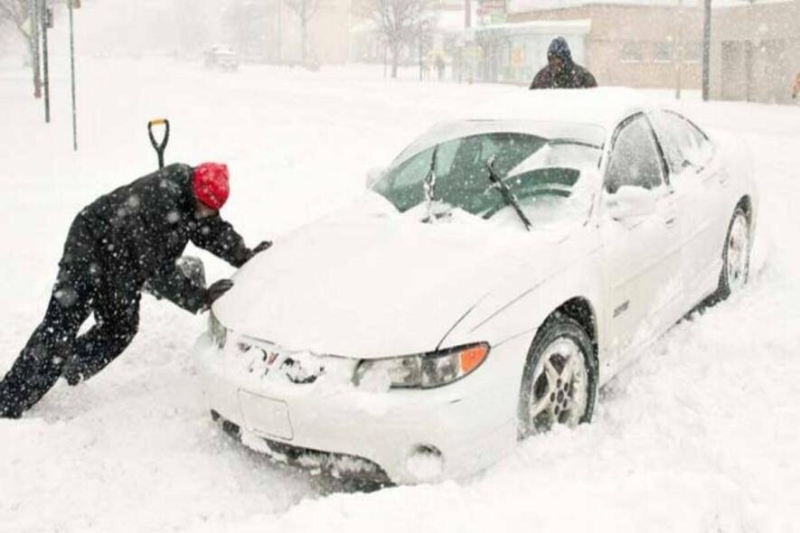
[194,332,527,485]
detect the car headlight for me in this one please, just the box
[208,311,227,349]
[354,343,490,389]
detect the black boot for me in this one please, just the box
[61,359,83,386]
[0,388,22,419]
[0,406,22,419]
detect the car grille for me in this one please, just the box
[235,339,326,385]
[211,410,392,486]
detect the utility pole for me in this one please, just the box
[31,0,42,98]
[41,0,50,122]
[69,0,78,150]
[675,0,684,100]
[276,0,282,63]
[702,0,712,101]
[419,32,423,80]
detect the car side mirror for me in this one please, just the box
[365,167,385,190]
[605,186,658,220]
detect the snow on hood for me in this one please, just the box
[213,201,562,358]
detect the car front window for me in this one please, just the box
[372,131,603,226]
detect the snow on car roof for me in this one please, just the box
[392,88,645,164]
[466,87,647,129]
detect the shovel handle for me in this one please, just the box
[148,118,170,169]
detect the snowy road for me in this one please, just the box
[1,56,799,533]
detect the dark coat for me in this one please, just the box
[70,163,252,312]
[529,61,598,90]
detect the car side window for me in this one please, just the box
[649,111,714,175]
[605,115,665,194]
[681,117,714,170]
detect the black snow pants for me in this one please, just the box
[0,217,141,418]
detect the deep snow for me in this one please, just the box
[1,51,799,532]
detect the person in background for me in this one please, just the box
[436,55,446,81]
[792,72,800,99]
[0,162,271,418]
[530,37,598,90]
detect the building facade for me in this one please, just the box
[710,1,800,104]
[475,1,799,103]
[503,4,704,90]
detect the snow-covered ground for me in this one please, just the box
[1,53,799,533]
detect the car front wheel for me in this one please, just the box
[717,206,751,300]
[518,315,597,438]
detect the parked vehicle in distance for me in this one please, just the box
[195,89,758,485]
[204,46,239,72]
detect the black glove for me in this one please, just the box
[252,240,273,255]
[205,279,234,308]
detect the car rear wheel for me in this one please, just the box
[717,206,751,300]
[518,315,597,438]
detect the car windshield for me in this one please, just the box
[372,130,603,228]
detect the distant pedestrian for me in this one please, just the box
[435,55,446,81]
[792,72,800,99]
[530,37,597,90]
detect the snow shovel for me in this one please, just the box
[148,118,170,169]
[143,118,209,304]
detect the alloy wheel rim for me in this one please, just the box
[726,213,750,293]
[528,337,588,434]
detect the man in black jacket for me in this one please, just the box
[0,162,270,418]
[529,37,597,90]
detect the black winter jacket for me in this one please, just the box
[72,163,252,312]
[529,61,597,90]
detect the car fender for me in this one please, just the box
[439,225,605,387]
[708,128,759,224]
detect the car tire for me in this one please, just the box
[517,314,598,439]
[715,205,751,301]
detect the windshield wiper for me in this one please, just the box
[423,145,451,223]
[485,155,532,231]
[424,144,438,207]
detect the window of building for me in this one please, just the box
[655,42,674,63]
[621,42,643,64]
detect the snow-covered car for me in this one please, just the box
[195,89,757,485]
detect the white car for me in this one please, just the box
[196,89,757,485]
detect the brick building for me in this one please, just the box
[476,0,800,103]
[710,1,800,104]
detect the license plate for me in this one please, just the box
[238,390,293,440]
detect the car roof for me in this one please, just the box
[466,87,647,129]
[391,88,648,165]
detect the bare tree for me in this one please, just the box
[0,0,41,97]
[364,0,430,79]
[0,2,32,52]
[285,0,318,65]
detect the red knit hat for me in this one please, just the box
[192,163,230,210]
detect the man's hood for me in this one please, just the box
[548,36,573,65]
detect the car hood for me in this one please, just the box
[213,201,562,358]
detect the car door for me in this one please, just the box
[648,110,727,302]
[600,114,684,372]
